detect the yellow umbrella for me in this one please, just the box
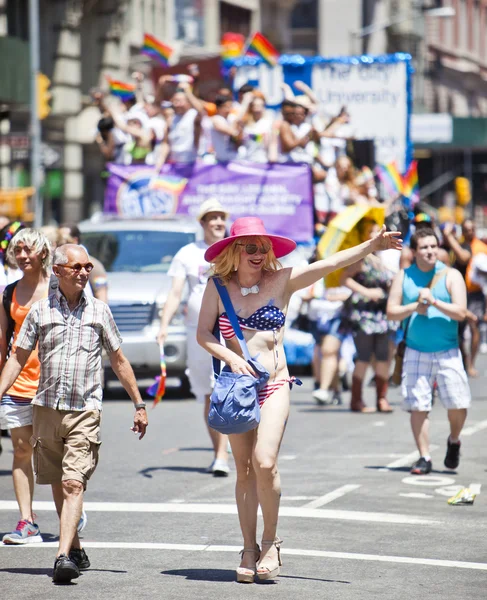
[317,204,386,288]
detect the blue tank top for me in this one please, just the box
[402,262,458,353]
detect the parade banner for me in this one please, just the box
[104,162,314,242]
[231,53,413,171]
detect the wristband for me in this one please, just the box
[432,298,437,306]
[134,402,146,409]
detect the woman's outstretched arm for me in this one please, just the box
[287,226,402,294]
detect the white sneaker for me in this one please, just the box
[77,509,87,533]
[312,388,331,405]
[212,459,230,477]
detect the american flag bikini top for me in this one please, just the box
[218,305,286,340]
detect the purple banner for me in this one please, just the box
[104,162,314,242]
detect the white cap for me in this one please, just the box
[197,198,230,222]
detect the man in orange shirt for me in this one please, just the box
[0,229,51,544]
[444,219,487,376]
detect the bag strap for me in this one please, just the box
[213,278,252,362]
[2,280,18,357]
[426,267,449,291]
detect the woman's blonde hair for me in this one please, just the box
[6,228,52,271]
[211,235,281,284]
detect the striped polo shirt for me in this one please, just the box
[16,288,122,411]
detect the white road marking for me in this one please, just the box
[402,476,455,487]
[462,420,487,436]
[399,493,434,499]
[1,541,486,571]
[0,500,439,525]
[469,483,482,495]
[302,485,361,509]
[373,421,386,427]
[280,455,297,461]
[435,486,463,498]
[378,445,439,472]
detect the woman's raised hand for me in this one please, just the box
[228,355,257,377]
[371,225,403,252]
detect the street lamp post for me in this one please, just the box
[29,0,43,227]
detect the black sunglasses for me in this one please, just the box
[237,243,270,255]
[61,262,94,273]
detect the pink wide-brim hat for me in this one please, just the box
[204,217,297,262]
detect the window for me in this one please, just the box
[7,0,29,41]
[82,230,196,273]
[291,0,318,29]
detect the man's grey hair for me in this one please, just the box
[52,246,70,266]
[6,228,52,271]
[53,244,89,266]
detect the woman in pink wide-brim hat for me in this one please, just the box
[197,216,402,583]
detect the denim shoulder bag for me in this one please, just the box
[208,278,270,435]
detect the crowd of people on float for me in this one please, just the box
[93,67,378,218]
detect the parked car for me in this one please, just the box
[79,216,201,390]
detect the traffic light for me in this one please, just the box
[37,73,52,120]
[455,177,471,206]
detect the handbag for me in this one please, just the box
[208,278,270,435]
[391,268,449,386]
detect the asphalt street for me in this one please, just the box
[0,359,486,600]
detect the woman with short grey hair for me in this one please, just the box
[0,228,51,545]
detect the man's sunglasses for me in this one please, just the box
[237,243,270,255]
[61,262,94,273]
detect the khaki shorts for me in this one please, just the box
[31,405,102,489]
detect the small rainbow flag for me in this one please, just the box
[221,32,245,62]
[149,175,188,195]
[107,78,136,100]
[402,160,419,204]
[147,346,167,408]
[245,32,279,67]
[375,161,404,197]
[141,33,173,66]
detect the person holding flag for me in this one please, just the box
[157,199,231,476]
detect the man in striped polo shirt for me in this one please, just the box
[0,244,148,584]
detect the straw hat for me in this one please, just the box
[204,216,296,262]
[196,198,230,222]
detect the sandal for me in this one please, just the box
[377,398,393,413]
[236,545,260,583]
[256,537,282,580]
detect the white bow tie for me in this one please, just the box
[240,285,259,297]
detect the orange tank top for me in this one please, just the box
[7,287,43,399]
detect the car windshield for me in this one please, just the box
[82,230,196,273]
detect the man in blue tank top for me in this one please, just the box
[387,228,471,475]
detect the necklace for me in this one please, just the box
[236,276,261,297]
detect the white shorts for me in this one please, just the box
[402,347,471,412]
[0,396,33,429]
[186,326,214,402]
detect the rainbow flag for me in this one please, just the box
[402,160,419,204]
[149,175,188,195]
[375,162,404,197]
[221,32,245,62]
[141,33,173,66]
[107,78,136,100]
[245,32,279,67]
[147,346,167,408]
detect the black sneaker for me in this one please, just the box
[52,553,80,583]
[69,547,90,570]
[444,438,461,470]
[410,457,432,475]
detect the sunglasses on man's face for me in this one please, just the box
[237,243,270,255]
[61,262,94,274]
